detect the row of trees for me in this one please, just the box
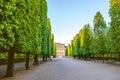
[66,0,120,62]
[0,0,56,77]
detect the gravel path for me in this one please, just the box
[1,58,120,80]
[0,61,33,78]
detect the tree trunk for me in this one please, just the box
[45,55,47,61]
[25,53,29,70]
[5,49,14,77]
[42,54,45,61]
[33,55,39,65]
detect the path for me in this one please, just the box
[1,58,120,80]
[0,61,33,78]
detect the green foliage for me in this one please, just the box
[93,11,107,55]
[68,12,109,59]
[47,18,52,56]
[93,12,106,37]
[106,27,113,53]
[51,34,57,57]
[0,0,55,56]
[0,0,17,52]
[82,24,92,56]
[71,34,79,57]
[0,0,44,54]
[67,44,72,56]
[65,44,72,57]
[40,0,48,55]
[65,47,68,56]
[53,43,57,57]
[109,0,120,53]
[0,0,55,77]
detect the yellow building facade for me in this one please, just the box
[56,43,65,58]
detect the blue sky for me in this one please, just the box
[47,0,110,45]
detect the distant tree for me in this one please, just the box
[66,44,72,57]
[47,18,52,58]
[53,43,57,58]
[65,47,68,57]
[73,34,79,58]
[82,24,92,58]
[71,40,75,58]
[68,44,72,57]
[51,34,55,57]
[78,29,84,58]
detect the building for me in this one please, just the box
[56,43,65,58]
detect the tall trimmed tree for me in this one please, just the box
[93,11,107,63]
[109,0,120,56]
[82,24,92,58]
[40,0,48,61]
[47,18,51,58]
[51,34,54,57]
[0,0,17,77]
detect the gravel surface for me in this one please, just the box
[1,58,120,80]
[0,61,33,79]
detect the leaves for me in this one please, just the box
[109,0,120,53]
[0,0,55,56]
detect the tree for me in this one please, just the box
[53,43,57,57]
[40,0,48,61]
[0,0,49,77]
[93,11,107,63]
[109,0,120,57]
[72,34,79,58]
[78,29,84,58]
[65,44,72,57]
[67,44,72,57]
[82,24,92,58]
[14,0,42,70]
[71,40,75,58]
[47,18,51,58]
[0,0,18,77]
[70,33,81,59]
[32,0,42,65]
[65,47,68,57]
[51,34,55,57]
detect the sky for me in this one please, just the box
[47,0,110,46]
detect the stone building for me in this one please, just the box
[56,43,65,58]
